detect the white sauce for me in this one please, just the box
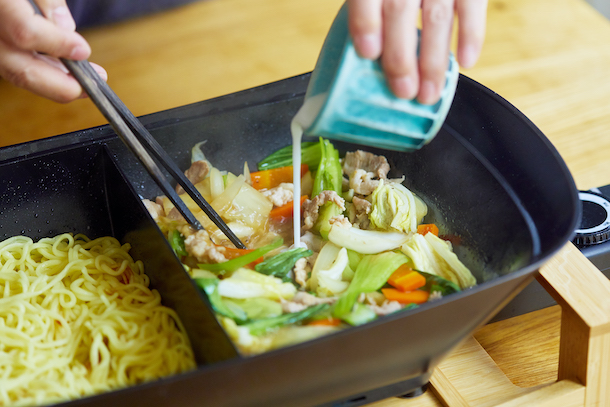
[290,93,327,248]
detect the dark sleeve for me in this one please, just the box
[67,0,203,28]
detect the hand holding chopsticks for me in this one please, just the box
[28,0,247,249]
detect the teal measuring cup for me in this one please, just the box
[297,4,459,152]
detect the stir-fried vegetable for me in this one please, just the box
[333,251,409,317]
[369,180,428,233]
[309,242,350,296]
[198,239,283,273]
[244,303,329,336]
[311,138,343,197]
[217,175,272,231]
[257,141,322,171]
[149,137,478,356]
[255,247,313,281]
[327,225,409,254]
[341,303,377,326]
[223,297,283,320]
[168,229,187,257]
[195,278,248,324]
[420,271,461,296]
[417,223,439,236]
[250,164,308,190]
[387,265,426,292]
[217,268,297,300]
[269,195,308,221]
[312,202,345,239]
[381,288,430,304]
[401,233,476,289]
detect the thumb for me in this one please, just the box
[30,0,76,31]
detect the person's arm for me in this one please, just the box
[348,0,487,104]
[0,0,106,103]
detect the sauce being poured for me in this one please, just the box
[289,93,327,248]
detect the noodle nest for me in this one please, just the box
[0,233,196,406]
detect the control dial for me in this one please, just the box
[573,191,610,247]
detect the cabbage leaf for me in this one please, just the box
[309,242,350,296]
[401,233,476,289]
[369,180,428,233]
[333,251,409,317]
[217,268,297,300]
[327,224,409,254]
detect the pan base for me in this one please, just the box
[321,375,431,407]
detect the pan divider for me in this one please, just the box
[404,243,610,407]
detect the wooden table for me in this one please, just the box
[2,0,610,405]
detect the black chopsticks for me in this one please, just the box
[29,1,246,249]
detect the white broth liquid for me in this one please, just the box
[290,93,327,247]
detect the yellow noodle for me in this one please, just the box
[0,233,196,406]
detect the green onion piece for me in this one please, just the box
[419,271,461,295]
[244,303,330,336]
[169,230,187,257]
[255,247,313,280]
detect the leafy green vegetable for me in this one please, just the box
[266,324,340,350]
[424,233,477,289]
[223,297,283,320]
[169,229,187,257]
[255,247,313,281]
[312,202,344,239]
[346,249,363,271]
[218,175,273,230]
[340,303,377,326]
[311,138,343,197]
[257,141,322,171]
[401,233,476,289]
[195,278,248,324]
[309,242,350,296]
[401,303,419,312]
[191,140,214,167]
[244,303,330,336]
[217,268,297,300]
[327,225,409,254]
[369,180,428,233]
[419,271,461,296]
[333,251,409,317]
[198,238,283,273]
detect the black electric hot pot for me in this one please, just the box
[0,73,579,407]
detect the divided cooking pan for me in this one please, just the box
[0,73,580,407]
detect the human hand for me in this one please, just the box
[348,0,487,105]
[0,0,107,103]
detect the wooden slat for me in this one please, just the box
[537,244,610,406]
[492,381,584,407]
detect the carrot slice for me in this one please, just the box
[269,195,308,221]
[219,247,263,267]
[381,288,430,304]
[439,234,461,246]
[307,317,342,326]
[250,164,308,190]
[417,223,439,236]
[387,265,426,292]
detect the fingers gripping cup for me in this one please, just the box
[292,3,459,152]
[290,3,459,247]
